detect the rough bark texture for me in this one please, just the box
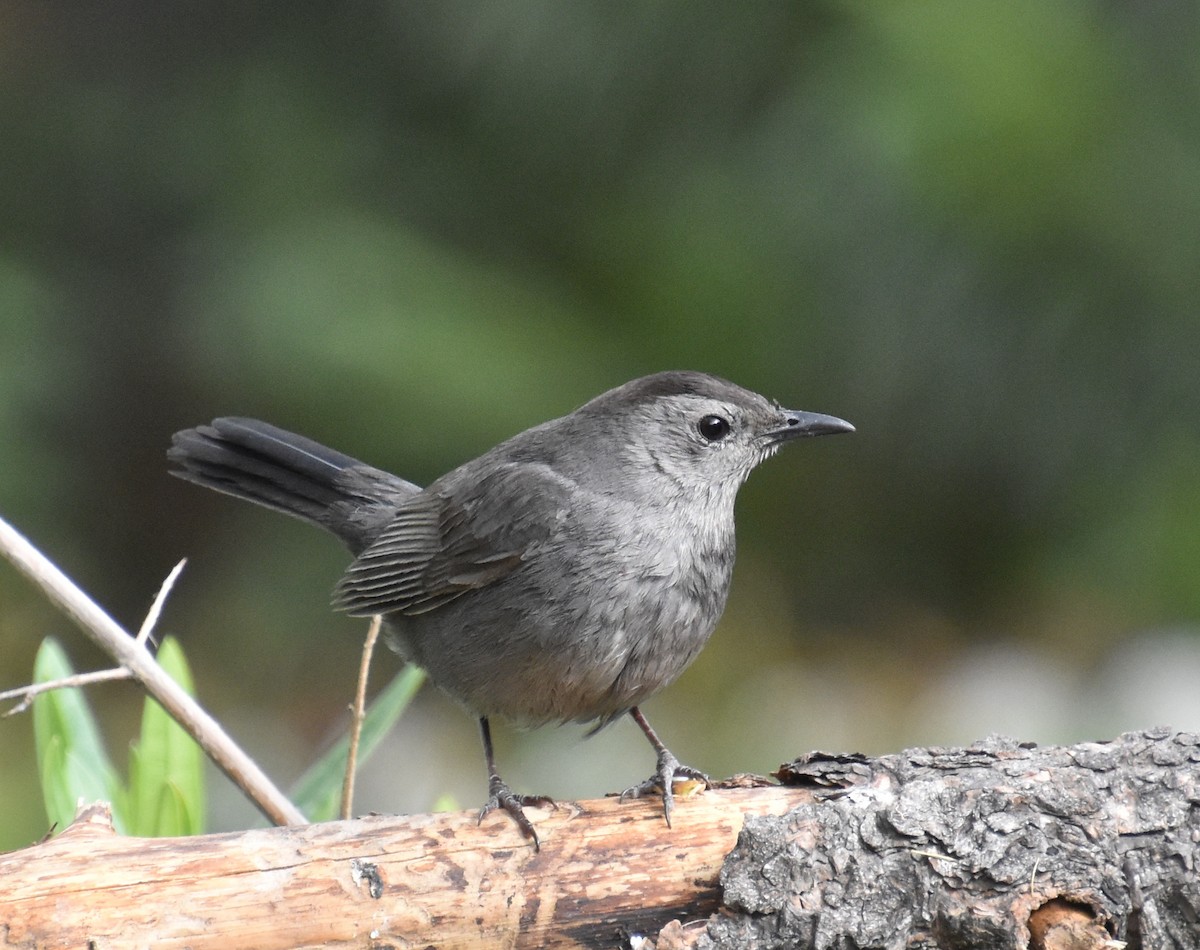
[1,730,1196,949]
[703,729,1200,950]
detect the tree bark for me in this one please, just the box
[709,729,1199,950]
[1,729,1196,949]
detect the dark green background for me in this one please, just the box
[2,2,1198,849]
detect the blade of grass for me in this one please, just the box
[32,638,124,833]
[127,637,206,836]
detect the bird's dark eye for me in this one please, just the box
[698,414,731,442]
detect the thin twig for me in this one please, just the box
[4,558,188,717]
[341,614,382,821]
[0,513,307,827]
[137,557,187,646]
[1,668,132,717]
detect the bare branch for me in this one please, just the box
[1,667,132,717]
[4,559,190,716]
[0,513,307,827]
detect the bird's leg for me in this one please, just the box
[619,706,710,827]
[476,716,555,849]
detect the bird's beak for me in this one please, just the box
[768,410,855,443]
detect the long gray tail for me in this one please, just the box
[168,417,415,552]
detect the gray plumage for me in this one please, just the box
[168,370,853,844]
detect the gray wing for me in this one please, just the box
[331,462,572,617]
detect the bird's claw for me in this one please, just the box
[478,775,556,850]
[619,749,710,827]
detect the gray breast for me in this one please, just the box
[384,505,736,727]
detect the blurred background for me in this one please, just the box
[2,1,1198,849]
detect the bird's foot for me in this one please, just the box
[478,775,555,849]
[619,748,710,827]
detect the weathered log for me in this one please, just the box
[2,730,1196,949]
[0,780,797,949]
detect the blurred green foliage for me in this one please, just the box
[33,640,126,834]
[33,637,205,837]
[2,2,1198,850]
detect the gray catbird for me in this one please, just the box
[168,371,852,845]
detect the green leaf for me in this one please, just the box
[291,666,425,822]
[126,637,206,836]
[31,638,124,834]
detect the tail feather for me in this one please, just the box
[169,417,416,551]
